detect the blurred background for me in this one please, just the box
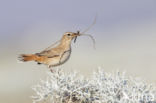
[0,0,156,103]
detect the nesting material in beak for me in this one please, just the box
[74,36,77,43]
[80,33,96,49]
[73,30,96,49]
[73,31,80,43]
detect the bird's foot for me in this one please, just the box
[50,69,55,73]
[48,65,55,73]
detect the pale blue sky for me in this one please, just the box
[0,0,156,40]
[0,0,156,55]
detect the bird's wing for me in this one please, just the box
[36,40,61,57]
[36,49,60,58]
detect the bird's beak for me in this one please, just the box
[72,32,80,43]
[71,33,80,37]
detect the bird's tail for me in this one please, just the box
[18,54,38,62]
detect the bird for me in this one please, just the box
[19,16,97,72]
[19,32,81,72]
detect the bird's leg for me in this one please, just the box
[50,69,54,73]
[48,65,55,73]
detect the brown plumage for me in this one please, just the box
[19,32,79,71]
[20,54,38,61]
[18,16,97,72]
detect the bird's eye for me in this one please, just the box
[67,34,71,36]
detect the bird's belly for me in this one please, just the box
[46,57,60,66]
[48,50,71,67]
[60,50,71,64]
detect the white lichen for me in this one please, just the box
[32,68,156,103]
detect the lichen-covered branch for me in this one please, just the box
[32,68,156,103]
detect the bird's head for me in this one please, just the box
[61,30,95,49]
[62,31,80,43]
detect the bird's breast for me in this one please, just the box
[59,49,71,65]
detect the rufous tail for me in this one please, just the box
[19,54,38,62]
